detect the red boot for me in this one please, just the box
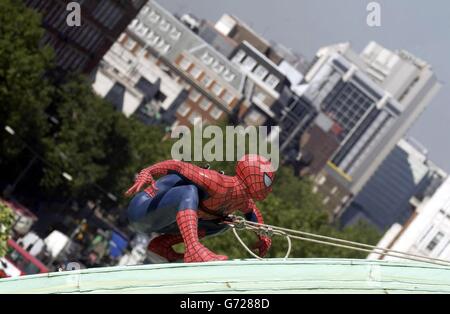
[176,209,228,263]
[148,234,184,262]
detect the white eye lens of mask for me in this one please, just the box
[263,173,272,187]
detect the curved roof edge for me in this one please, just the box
[1,259,450,294]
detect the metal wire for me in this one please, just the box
[227,216,450,267]
[229,222,292,260]
[243,219,450,266]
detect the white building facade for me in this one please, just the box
[92,32,187,125]
[368,177,450,262]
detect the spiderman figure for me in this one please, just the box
[125,154,275,263]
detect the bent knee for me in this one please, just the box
[127,191,153,221]
[178,185,199,210]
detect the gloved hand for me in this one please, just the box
[255,236,272,257]
[125,168,158,197]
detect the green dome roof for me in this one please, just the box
[2,259,450,294]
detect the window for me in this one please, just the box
[146,30,154,40]
[149,34,160,46]
[169,27,181,41]
[254,65,269,79]
[242,56,257,71]
[159,19,170,32]
[427,232,444,252]
[323,197,330,205]
[179,58,191,71]
[212,83,223,96]
[210,106,223,120]
[118,33,126,43]
[189,89,201,102]
[189,111,202,125]
[149,10,160,23]
[130,19,139,28]
[189,65,202,79]
[177,103,190,117]
[232,50,246,63]
[141,5,150,14]
[223,69,235,82]
[93,1,122,26]
[265,74,280,89]
[201,75,213,87]
[212,61,225,74]
[124,37,137,50]
[156,39,166,49]
[254,91,267,103]
[221,91,234,106]
[136,23,149,36]
[201,52,214,65]
[331,186,338,195]
[162,44,171,54]
[199,98,212,111]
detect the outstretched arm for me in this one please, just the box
[126,159,226,197]
[243,200,272,257]
[125,160,185,197]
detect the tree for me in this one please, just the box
[42,74,172,206]
[0,0,54,183]
[97,115,173,206]
[0,1,173,208]
[0,202,14,257]
[41,74,124,201]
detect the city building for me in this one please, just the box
[302,42,441,217]
[121,1,247,128]
[298,113,341,176]
[91,34,187,125]
[209,14,316,152]
[368,177,450,262]
[340,138,447,230]
[214,14,283,64]
[91,1,315,153]
[24,0,147,73]
[230,41,290,124]
[197,19,237,59]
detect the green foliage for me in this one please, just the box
[41,74,172,205]
[0,202,14,257]
[42,75,118,199]
[0,1,172,206]
[0,0,53,167]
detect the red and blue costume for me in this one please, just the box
[125,154,275,263]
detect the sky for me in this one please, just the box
[162,0,450,172]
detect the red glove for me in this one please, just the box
[255,236,272,257]
[125,168,158,197]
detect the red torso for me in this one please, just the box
[198,173,250,218]
[142,160,254,219]
[174,163,251,219]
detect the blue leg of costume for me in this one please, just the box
[127,174,228,236]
